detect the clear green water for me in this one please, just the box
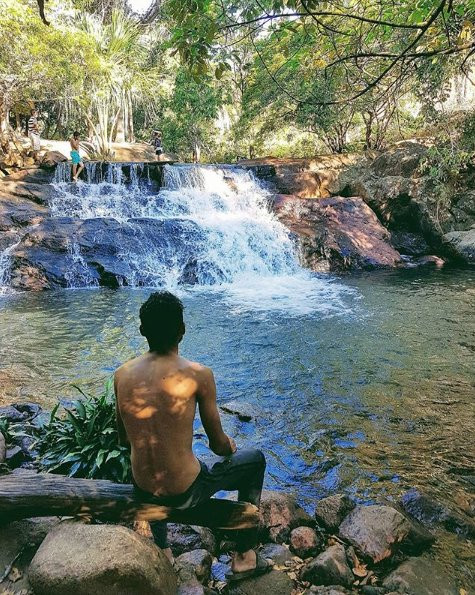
[0,267,474,585]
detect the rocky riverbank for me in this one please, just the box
[0,141,473,292]
[1,401,472,594]
[241,140,475,270]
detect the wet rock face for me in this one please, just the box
[28,522,177,595]
[401,488,475,538]
[382,556,458,595]
[274,195,402,271]
[338,505,434,564]
[443,226,475,263]
[8,216,207,290]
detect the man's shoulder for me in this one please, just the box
[115,355,143,377]
[181,357,212,377]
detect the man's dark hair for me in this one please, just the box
[73,131,80,138]
[31,108,37,115]
[139,291,184,354]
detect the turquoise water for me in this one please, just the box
[0,267,474,584]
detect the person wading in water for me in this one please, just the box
[69,131,84,181]
[114,291,270,582]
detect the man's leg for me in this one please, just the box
[200,449,266,572]
[72,164,77,180]
[77,162,84,178]
[149,521,174,563]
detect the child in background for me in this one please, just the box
[69,131,84,181]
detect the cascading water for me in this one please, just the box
[49,162,353,313]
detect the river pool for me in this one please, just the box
[0,267,474,583]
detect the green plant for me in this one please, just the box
[0,416,29,445]
[35,380,131,483]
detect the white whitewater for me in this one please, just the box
[50,162,354,314]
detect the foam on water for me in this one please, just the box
[50,162,356,314]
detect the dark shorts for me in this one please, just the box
[155,148,163,155]
[134,449,266,551]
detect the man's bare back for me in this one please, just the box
[115,351,234,496]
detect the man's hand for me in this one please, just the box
[198,367,239,456]
[229,437,237,454]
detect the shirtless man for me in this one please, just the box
[114,291,269,581]
[69,131,84,181]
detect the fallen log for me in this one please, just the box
[0,471,259,529]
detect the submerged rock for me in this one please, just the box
[382,556,458,594]
[300,543,353,587]
[274,195,402,271]
[400,488,475,538]
[28,522,177,595]
[220,400,256,421]
[338,505,434,563]
[259,489,313,543]
[315,494,355,532]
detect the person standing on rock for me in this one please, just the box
[27,108,41,161]
[114,291,270,582]
[69,131,84,182]
[150,130,163,161]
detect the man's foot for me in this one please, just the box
[231,550,256,573]
[72,176,78,182]
[226,552,271,582]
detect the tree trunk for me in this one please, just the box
[0,471,259,529]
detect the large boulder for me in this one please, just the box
[338,505,434,563]
[259,489,313,543]
[300,544,353,587]
[40,150,68,169]
[226,569,294,595]
[28,522,177,595]
[315,494,355,532]
[274,195,402,271]
[382,556,458,594]
[443,226,475,264]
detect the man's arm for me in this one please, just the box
[114,374,128,447]
[197,367,236,456]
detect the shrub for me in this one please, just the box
[35,380,131,483]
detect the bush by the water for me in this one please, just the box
[35,381,131,483]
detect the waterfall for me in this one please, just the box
[48,162,353,313]
[51,163,299,286]
[0,239,20,295]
